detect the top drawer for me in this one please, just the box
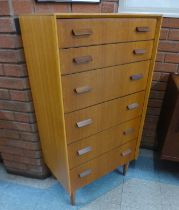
[57,18,157,48]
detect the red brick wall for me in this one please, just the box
[142,18,179,148]
[0,0,118,177]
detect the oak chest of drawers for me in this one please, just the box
[20,13,162,205]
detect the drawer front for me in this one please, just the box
[62,61,150,113]
[57,18,157,48]
[65,91,145,143]
[68,117,141,169]
[70,140,136,191]
[60,40,153,75]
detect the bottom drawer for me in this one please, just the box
[70,140,136,191]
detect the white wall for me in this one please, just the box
[118,0,179,17]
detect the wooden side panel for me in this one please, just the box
[135,16,163,157]
[19,15,71,192]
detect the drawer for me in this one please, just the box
[70,140,136,191]
[57,18,157,48]
[60,40,153,75]
[62,61,150,113]
[65,91,145,143]
[68,117,140,169]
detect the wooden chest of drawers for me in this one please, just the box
[20,13,162,205]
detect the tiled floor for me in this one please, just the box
[0,149,178,210]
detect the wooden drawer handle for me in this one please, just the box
[76,118,93,128]
[79,169,92,178]
[74,86,92,94]
[136,26,150,32]
[77,146,92,156]
[121,149,132,157]
[72,29,93,37]
[73,56,93,65]
[127,103,139,110]
[133,49,146,55]
[123,128,135,136]
[130,74,143,81]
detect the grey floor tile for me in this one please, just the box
[81,185,123,210]
[0,190,41,210]
[81,202,121,210]
[121,203,161,210]
[161,204,179,210]
[160,183,179,210]
[121,178,162,210]
[81,201,121,210]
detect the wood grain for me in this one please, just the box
[57,18,156,48]
[70,140,136,191]
[60,40,153,75]
[68,117,141,168]
[62,61,150,113]
[19,15,71,193]
[65,91,145,143]
[55,13,162,19]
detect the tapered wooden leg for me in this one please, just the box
[123,162,129,175]
[70,192,75,205]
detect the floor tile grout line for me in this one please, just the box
[32,190,50,210]
[159,182,165,210]
[119,176,125,210]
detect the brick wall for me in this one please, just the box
[142,18,179,148]
[0,0,118,177]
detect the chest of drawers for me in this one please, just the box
[20,13,162,205]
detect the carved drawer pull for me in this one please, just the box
[72,29,93,37]
[73,55,93,65]
[77,146,92,156]
[136,26,150,32]
[127,103,139,110]
[121,149,132,157]
[130,74,143,81]
[123,128,135,136]
[133,49,146,55]
[74,86,92,94]
[79,169,92,178]
[76,118,93,128]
